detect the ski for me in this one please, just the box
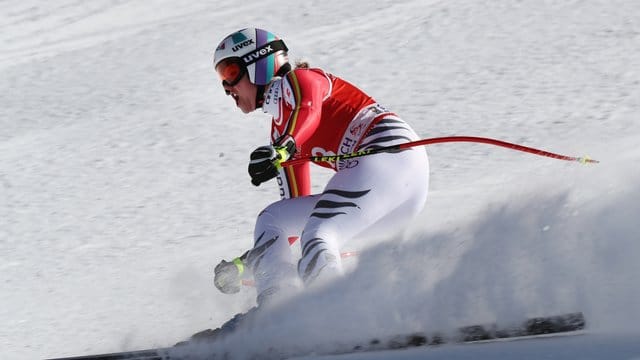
[46,348,171,360]
[46,312,585,360]
[357,311,586,352]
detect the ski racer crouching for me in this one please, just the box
[199,27,430,339]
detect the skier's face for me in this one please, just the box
[217,59,257,113]
[222,74,256,113]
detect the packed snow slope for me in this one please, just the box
[1,0,639,359]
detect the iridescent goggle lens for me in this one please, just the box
[216,58,246,87]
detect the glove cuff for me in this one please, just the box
[273,135,296,169]
[232,257,245,275]
[274,147,290,169]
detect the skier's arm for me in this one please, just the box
[248,69,327,190]
[269,70,328,198]
[280,69,327,148]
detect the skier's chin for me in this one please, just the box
[237,103,253,114]
[233,98,246,113]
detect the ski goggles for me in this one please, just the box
[216,58,247,87]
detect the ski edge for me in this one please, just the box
[356,311,586,352]
[45,312,586,360]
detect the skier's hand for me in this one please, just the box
[248,136,295,186]
[214,258,244,294]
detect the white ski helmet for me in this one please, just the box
[213,28,290,86]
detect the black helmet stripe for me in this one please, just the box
[241,40,288,66]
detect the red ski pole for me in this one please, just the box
[281,136,599,167]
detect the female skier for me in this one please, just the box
[211,27,429,317]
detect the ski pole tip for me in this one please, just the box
[577,155,599,164]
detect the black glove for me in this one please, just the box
[248,136,296,186]
[214,258,244,294]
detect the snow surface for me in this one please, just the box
[1,0,640,359]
